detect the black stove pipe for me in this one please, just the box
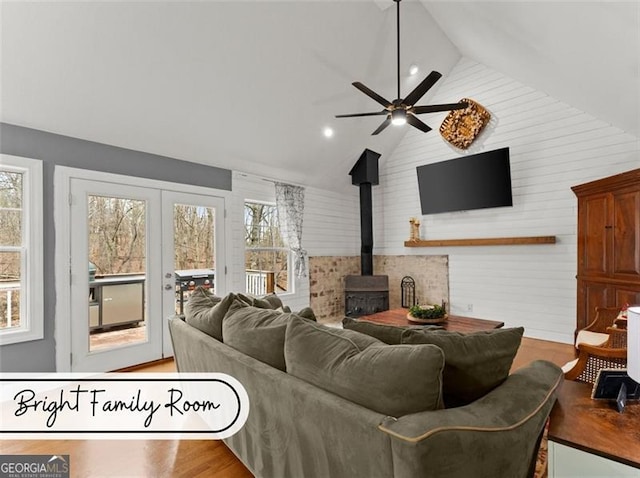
[359,182,373,275]
[349,149,381,277]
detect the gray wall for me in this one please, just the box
[0,123,232,372]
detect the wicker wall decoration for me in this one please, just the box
[439,98,491,149]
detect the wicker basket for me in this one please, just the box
[439,98,491,149]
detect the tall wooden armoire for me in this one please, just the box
[572,168,640,333]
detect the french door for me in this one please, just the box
[68,178,225,372]
[161,191,226,354]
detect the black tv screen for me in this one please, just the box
[417,147,513,215]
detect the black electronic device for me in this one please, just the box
[592,369,640,413]
[416,147,513,215]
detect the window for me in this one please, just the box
[244,201,290,296]
[0,155,43,345]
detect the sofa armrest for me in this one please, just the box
[378,360,562,478]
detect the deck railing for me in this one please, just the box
[245,270,275,296]
[0,281,20,329]
[1,271,278,326]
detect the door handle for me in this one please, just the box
[164,284,173,290]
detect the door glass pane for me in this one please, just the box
[173,204,215,315]
[88,195,147,352]
[0,251,21,329]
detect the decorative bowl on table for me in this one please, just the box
[407,304,448,324]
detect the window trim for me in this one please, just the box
[244,200,293,296]
[0,154,44,345]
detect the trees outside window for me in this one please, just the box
[0,171,22,329]
[87,200,216,276]
[173,204,215,271]
[0,155,43,345]
[88,196,147,276]
[244,202,290,295]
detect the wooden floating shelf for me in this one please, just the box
[404,236,557,247]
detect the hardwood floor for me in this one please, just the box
[512,337,575,371]
[1,337,574,478]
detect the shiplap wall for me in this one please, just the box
[230,171,360,311]
[375,57,639,343]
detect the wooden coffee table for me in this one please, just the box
[358,308,504,333]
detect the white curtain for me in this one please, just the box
[275,182,307,278]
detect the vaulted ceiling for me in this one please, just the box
[1,1,637,192]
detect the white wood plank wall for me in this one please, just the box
[230,172,360,311]
[375,57,639,343]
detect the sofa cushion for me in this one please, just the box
[285,315,445,417]
[184,291,235,341]
[223,299,296,371]
[401,327,524,407]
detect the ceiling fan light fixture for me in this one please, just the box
[391,109,407,126]
[409,64,419,76]
[335,0,467,135]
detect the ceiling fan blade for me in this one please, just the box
[352,82,393,108]
[335,111,389,118]
[402,71,442,107]
[412,102,469,115]
[372,117,391,135]
[406,114,432,133]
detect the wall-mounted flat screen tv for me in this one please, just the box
[416,147,513,215]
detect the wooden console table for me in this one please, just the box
[548,379,640,476]
[357,308,504,333]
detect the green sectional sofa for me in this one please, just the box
[168,291,563,478]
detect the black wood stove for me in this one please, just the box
[345,149,389,317]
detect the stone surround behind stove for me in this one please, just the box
[309,255,449,323]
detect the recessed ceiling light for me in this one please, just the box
[323,127,334,138]
[409,64,419,76]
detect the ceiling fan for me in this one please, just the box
[336,0,468,135]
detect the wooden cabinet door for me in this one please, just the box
[577,281,610,331]
[611,188,640,280]
[613,285,640,309]
[578,193,610,278]
[573,169,640,336]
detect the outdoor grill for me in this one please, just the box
[175,268,215,315]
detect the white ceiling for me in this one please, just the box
[1,1,638,192]
[422,1,640,142]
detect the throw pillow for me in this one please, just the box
[296,307,317,322]
[184,292,235,341]
[342,317,405,344]
[185,286,222,309]
[400,327,524,407]
[237,292,284,310]
[285,315,444,417]
[222,299,295,371]
[236,292,259,306]
[260,293,284,310]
